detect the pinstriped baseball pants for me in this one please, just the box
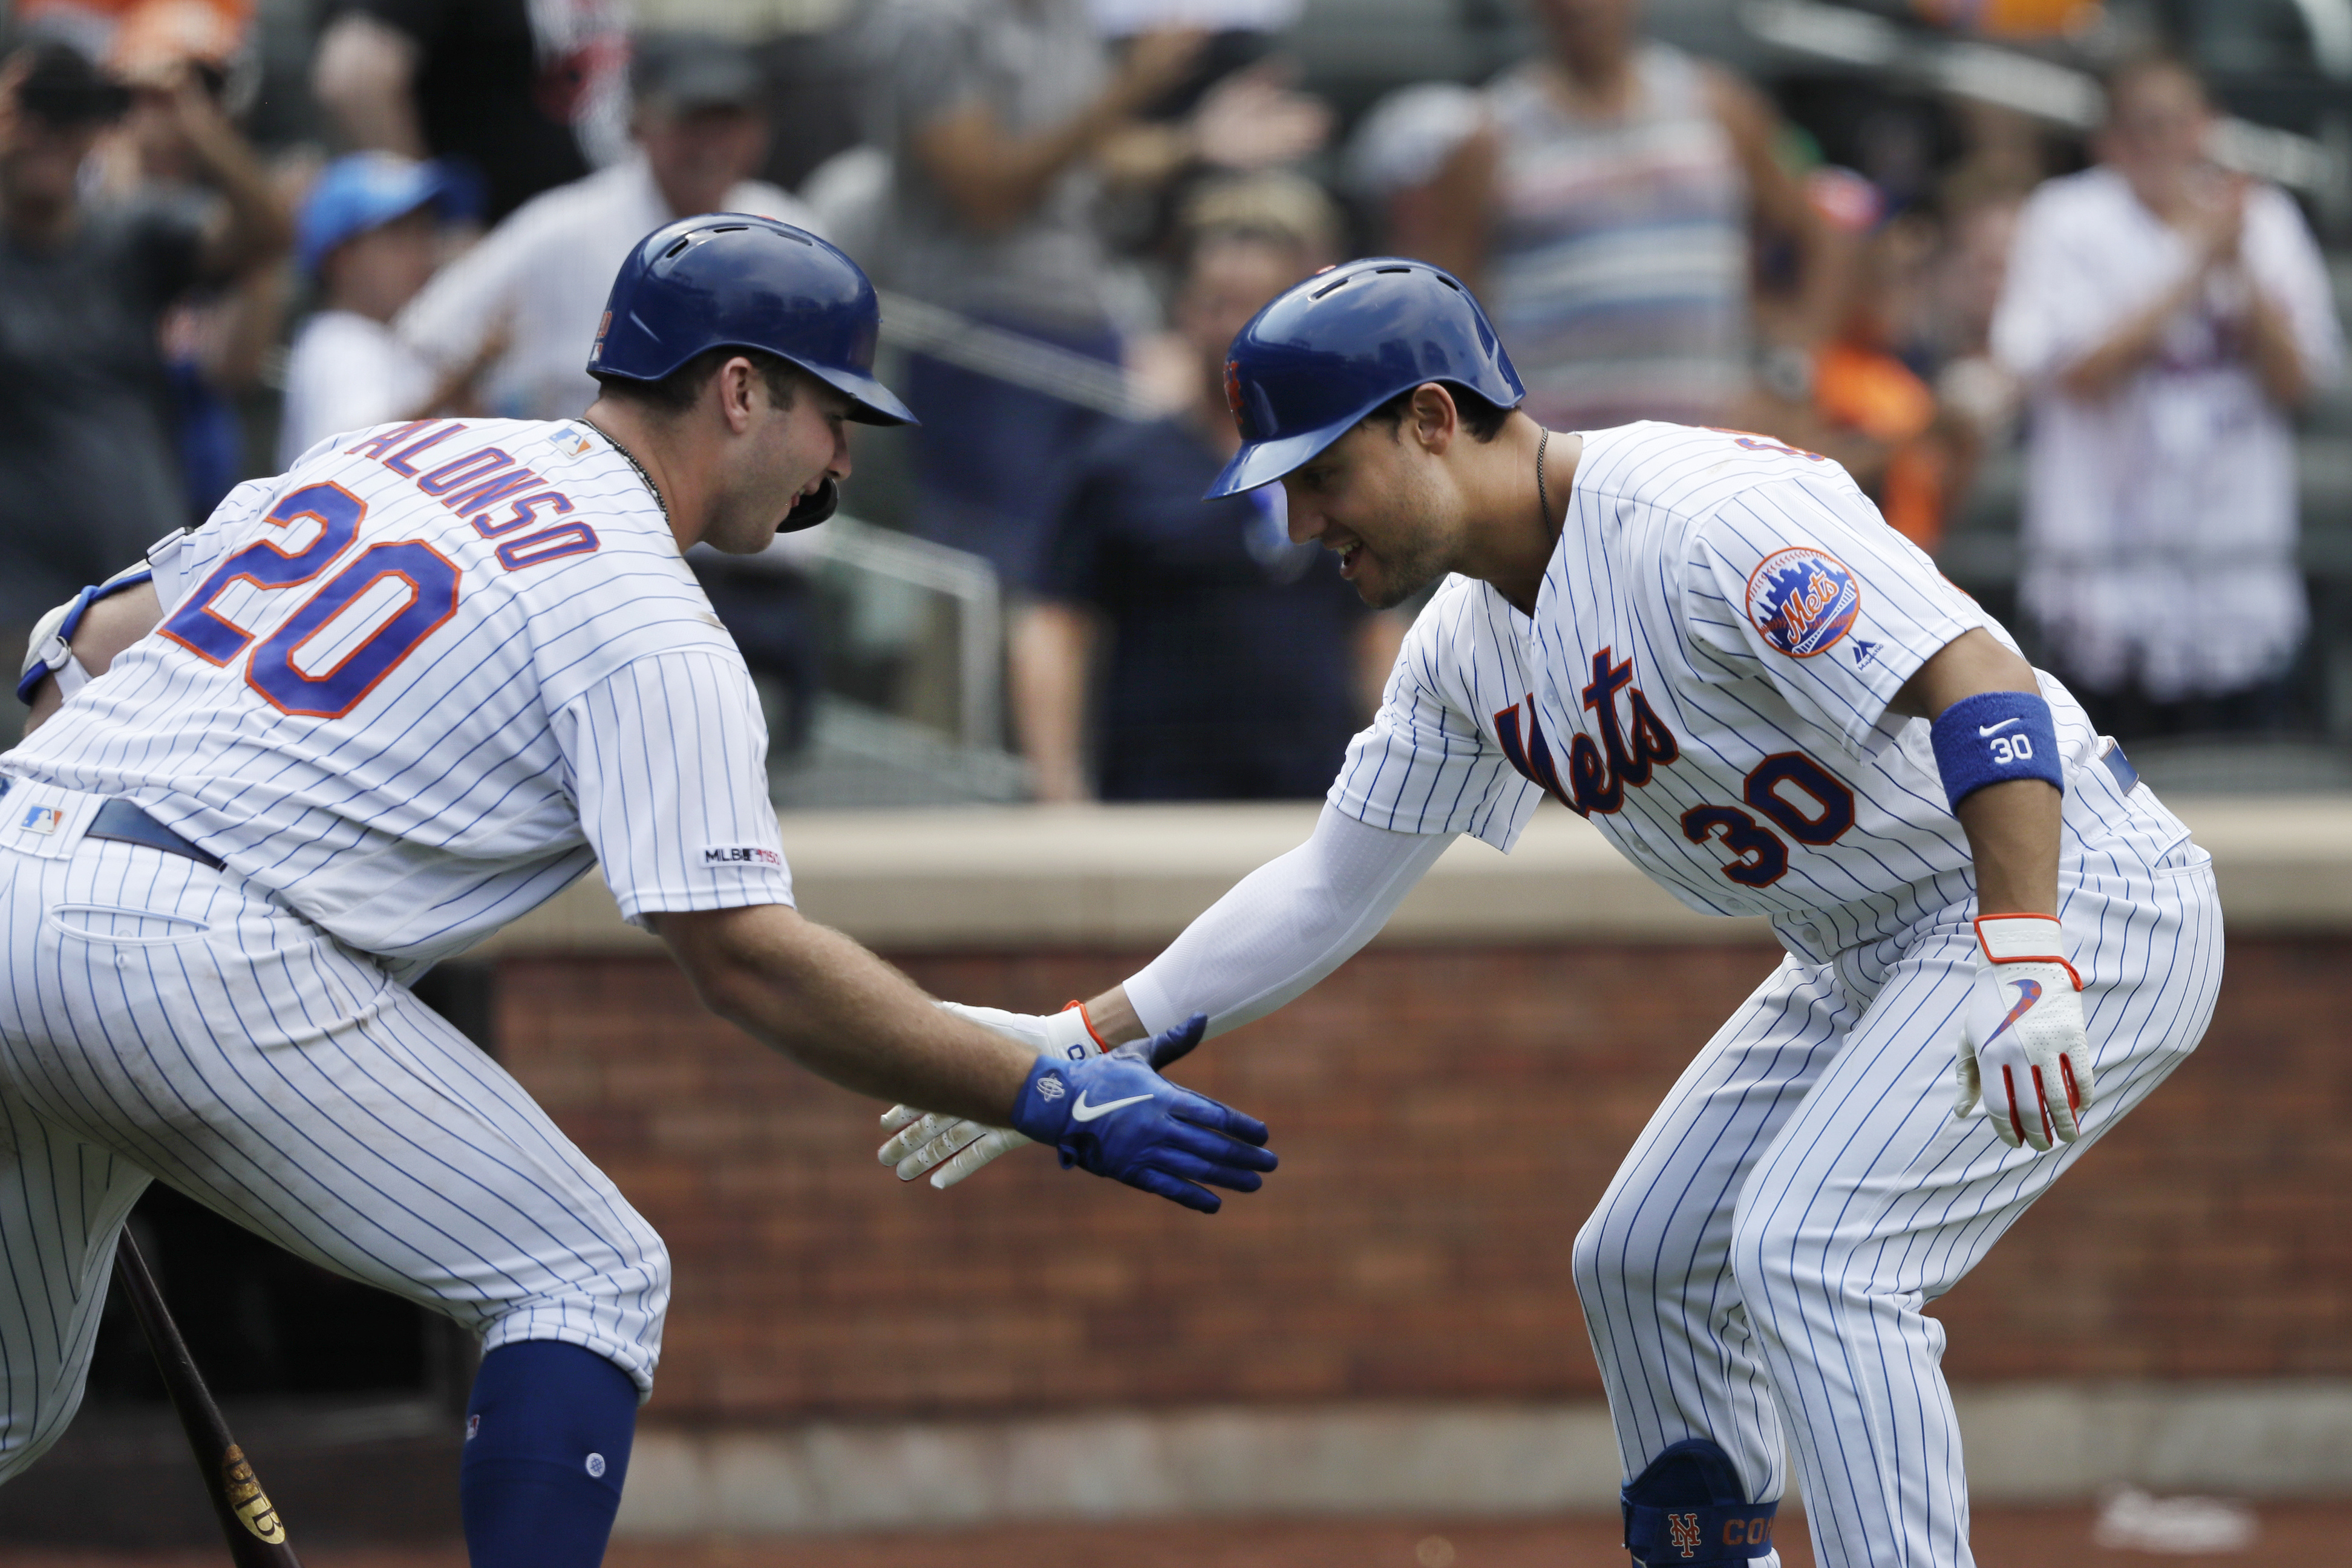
[1573,846,2222,1568]
[0,800,669,1487]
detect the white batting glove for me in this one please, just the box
[1953,914,2097,1152]
[877,1001,1105,1188]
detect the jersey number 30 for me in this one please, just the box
[160,483,460,720]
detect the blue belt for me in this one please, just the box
[0,779,222,870]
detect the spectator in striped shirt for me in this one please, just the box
[1390,0,1846,431]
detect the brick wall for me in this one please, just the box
[495,939,2352,1428]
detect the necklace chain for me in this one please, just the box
[1536,426,1554,538]
[583,419,668,524]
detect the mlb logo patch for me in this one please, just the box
[19,806,62,835]
[1745,546,1861,659]
[549,426,594,459]
[701,844,782,868]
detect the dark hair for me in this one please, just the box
[590,344,800,416]
[1361,382,1515,443]
[10,41,131,128]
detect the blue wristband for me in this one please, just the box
[15,566,158,704]
[1930,690,2063,812]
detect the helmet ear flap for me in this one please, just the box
[779,478,838,532]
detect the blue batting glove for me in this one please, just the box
[1007,1013,1276,1214]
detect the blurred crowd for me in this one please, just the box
[0,0,2340,794]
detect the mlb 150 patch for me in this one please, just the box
[1745,547,1861,658]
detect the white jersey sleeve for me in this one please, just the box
[1680,467,1986,757]
[1327,577,1544,851]
[552,650,791,923]
[141,481,272,614]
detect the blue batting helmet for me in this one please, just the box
[1205,257,1524,499]
[588,214,917,427]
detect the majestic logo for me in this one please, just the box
[1745,547,1862,658]
[1986,978,2042,1044]
[1667,1512,1702,1557]
[1072,1091,1152,1123]
[1494,647,1680,818]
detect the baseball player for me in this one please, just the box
[0,215,1276,1567]
[877,259,2222,1568]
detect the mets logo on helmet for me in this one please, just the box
[1224,359,1258,438]
[1745,546,1861,659]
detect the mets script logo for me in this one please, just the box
[1492,647,1679,818]
[1667,1512,1702,1557]
[1745,547,1861,659]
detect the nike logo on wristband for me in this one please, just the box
[1071,1092,1152,1122]
[1978,718,2022,737]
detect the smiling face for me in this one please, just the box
[1278,394,1470,610]
[704,363,854,554]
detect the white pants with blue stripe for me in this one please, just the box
[0,790,668,1485]
[1574,845,2222,1568]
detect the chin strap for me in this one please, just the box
[778,478,838,532]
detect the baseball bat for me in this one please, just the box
[112,1229,302,1566]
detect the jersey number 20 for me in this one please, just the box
[160,483,460,720]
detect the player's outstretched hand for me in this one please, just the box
[1008,1013,1276,1214]
[1953,914,2098,1152]
[877,1001,1101,1187]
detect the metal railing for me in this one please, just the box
[799,514,1005,750]
[875,290,1157,419]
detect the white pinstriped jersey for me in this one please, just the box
[5,417,791,973]
[1330,422,2194,964]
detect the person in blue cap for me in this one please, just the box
[880,256,2222,1568]
[4,213,1281,1566]
[278,151,498,465]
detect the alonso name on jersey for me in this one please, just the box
[5,417,792,974]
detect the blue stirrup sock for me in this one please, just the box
[460,1341,639,1568]
[1622,1438,1778,1565]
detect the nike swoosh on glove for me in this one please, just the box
[1007,1013,1277,1213]
[877,1001,1099,1187]
[1953,913,2098,1151]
